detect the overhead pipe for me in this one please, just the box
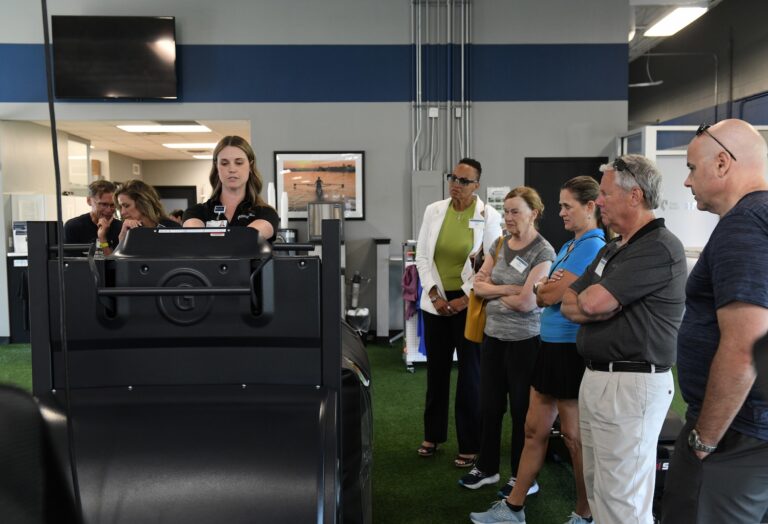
[466,0,472,158]
[446,0,453,171]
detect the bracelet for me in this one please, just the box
[96,241,109,249]
[430,295,439,303]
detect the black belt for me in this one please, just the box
[585,360,671,373]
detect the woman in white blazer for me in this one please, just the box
[414,158,502,467]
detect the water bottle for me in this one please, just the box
[351,271,361,308]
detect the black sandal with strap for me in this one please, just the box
[416,443,438,457]
[454,454,477,468]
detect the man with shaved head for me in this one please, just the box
[662,119,768,524]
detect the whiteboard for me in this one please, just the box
[654,155,719,250]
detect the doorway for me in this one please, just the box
[524,157,606,252]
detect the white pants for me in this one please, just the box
[579,368,673,524]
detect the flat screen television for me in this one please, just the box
[52,16,178,100]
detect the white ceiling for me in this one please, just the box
[33,120,251,161]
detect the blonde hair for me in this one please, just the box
[505,186,545,229]
[114,179,168,226]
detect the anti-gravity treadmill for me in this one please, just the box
[24,220,371,524]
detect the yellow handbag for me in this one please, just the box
[464,236,503,343]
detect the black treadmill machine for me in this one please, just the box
[23,222,372,524]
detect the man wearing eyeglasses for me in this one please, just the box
[561,154,687,524]
[63,179,122,250]
[661,119,768,524]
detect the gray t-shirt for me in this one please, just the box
[484,234,555,341]
[570,219,686,366]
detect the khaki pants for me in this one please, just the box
[579,368,673,524]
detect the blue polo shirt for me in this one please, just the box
[540,228,605,343]
[677,191,768,440]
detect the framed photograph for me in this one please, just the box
[274,151,365,220]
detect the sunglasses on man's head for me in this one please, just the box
[696,123,737,161]
[613,158,638,180]
[446,173,478,186]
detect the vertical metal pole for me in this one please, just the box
[466,0,472,158]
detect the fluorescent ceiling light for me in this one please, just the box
[118,124,211,133]
[644,7,707,37]
[163,143,217,149]
[193,154,214,160]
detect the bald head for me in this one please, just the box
[686,119,768,216]
[707,119,768,173]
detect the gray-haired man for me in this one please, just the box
[63,179,122,249]
[562,154,687,524]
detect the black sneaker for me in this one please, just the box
[498,476,540,498]
[459,467,500,489]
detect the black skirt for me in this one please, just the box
[530,341,585,399]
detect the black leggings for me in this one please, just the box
[476,334,540,476]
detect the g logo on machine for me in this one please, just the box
[156,267,214,325]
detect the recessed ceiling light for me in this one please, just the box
[163,143,217,149]
[193,154,214,160]
[644,7,707,37]
[118,124,212,133]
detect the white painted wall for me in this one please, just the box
[142,159,212,202]
[108,151,142,183]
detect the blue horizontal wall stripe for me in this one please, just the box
[662,96,768,126]
[470,44,628,101]
[181,45,412,102]
[0,44,48,102]
[0,43,626,103]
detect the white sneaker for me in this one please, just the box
[497,476,540,498]
[562,511,592,524]
[469,500,526,524]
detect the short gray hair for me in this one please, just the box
[599,154,662,209]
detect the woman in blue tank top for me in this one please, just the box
[470,176,606,524]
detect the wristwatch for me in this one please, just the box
[688,427,717,453]
[430,295,439,303]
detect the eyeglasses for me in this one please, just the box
[446,173,478,186]
[96,202,116,208]
[696,123,737,161]
[612,158,638,180]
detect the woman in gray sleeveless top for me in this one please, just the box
[459,187,555,497]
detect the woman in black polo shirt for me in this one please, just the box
[183,136,279,241]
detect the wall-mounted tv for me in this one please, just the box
[52,16,178,100]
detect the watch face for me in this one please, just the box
[688,430,696,447]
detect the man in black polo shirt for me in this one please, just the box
[562,154,687,524]
[63,180,122,249]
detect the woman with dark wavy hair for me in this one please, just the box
[183,135,279,241]
[114,179,180,246]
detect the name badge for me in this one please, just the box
[206,220,228,227]
[469,218,484,230]
[213,205,226,215]
[509,256,529,273]
[595,257,608,277]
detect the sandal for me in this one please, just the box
[416,443,438,457]
[454,454,477,468]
